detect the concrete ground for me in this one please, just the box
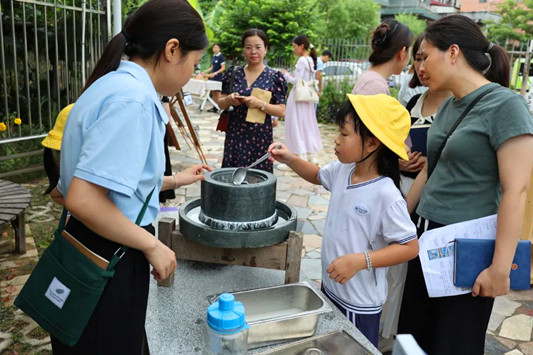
[0,98,531,354]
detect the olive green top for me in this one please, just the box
[417,83,533,225]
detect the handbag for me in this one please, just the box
[216,66,239,132]
[294,57,319,103]
[14,189,154,346]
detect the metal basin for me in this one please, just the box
[208,282,332,348]
[259,330,373,354]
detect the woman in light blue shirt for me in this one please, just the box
[53,0,209,353]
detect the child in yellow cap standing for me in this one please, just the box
[268,94,419,347]
[41,104,74,205]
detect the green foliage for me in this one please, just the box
[316,79,353,124]
[394,13,427,40]
[486,0,533,42]
[316,0,381,40]
[214,0,320,62]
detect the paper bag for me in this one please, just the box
[246,88,272,124]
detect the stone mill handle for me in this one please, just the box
[248,144,282,169]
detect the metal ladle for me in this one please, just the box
[232,144,282,185]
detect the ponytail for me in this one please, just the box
[292,34,317,70]
[335,101,401,190]
[369,20,413,66]
[82,33,127,92]
[424,15,510,87]
[83,0,208,93]
[309,47,318,70]
[486,44,510,87]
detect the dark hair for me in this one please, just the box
[369,20,413,66]
[321,50,333,59]
[408,34,424,89]
[293,34,317,70]
[241,29,269,48]
[335,101,401,190]
[213,43,220,48]
[424,15,509,87]
[83,0,208,92]
[43,148,60,195]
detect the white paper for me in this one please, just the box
[419,214,497,298]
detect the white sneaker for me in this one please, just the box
[277,163,292,171]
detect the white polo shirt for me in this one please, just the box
[318,161,416,314]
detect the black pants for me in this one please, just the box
[51,217,152,355]
[398,219,494,355]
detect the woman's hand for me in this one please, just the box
[472,264,510,298]
[267,142,296,165]
[226,92,246,107]
[326,253,366,284]
[281,69,288,76]
[400,151,426,173]
[174,164,212,188]
[143,239,177,281]
[242,96,264,109]
[208,73,215,78]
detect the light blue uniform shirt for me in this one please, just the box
[60,60,168,226]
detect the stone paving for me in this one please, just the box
[0,97,531,354]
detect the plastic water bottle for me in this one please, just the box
[205,293,249,354]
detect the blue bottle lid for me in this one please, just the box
[207,293,248,334]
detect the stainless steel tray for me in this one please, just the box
[259,330,373,354]
[207,281,332,348]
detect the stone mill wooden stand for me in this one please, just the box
[157,217,304,287]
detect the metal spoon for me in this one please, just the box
[232,144,282,185]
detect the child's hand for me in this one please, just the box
[267,142,296,165]
[175,164,212,188]
[326,253,366,284]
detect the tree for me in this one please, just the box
[316,0,381,40]
[214,0,320,62]
[486,0,533,42]
[394,12,426,40]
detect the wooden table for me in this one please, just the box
[0,179,31,253]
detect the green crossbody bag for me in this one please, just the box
[14,189,155,346]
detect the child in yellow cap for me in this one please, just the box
[41,104,74,205]
[268,94,419,347]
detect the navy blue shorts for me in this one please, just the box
[322,285,382,347]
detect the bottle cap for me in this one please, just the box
[207,293,248,334]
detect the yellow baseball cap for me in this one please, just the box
[346,94,410,161]
[41,104,74,151]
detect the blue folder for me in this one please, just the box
[409,124,430,156]
[454,239,531,290]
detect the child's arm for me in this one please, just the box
[268,142,320,185]
[326,240,419,284]
[405,162,427,214]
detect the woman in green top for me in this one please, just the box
[398,15,533,355]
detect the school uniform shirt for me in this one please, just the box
[211,53,225,82]
[60,60,168,226]
[318,161,417,314]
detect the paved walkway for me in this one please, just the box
[0,99,531,354]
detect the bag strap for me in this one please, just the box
[428,86,497,179]
[108,187,156,269]
[304,57,314,81]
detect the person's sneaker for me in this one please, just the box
[207,107,219,113]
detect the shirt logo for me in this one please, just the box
[354,203,369,216]
[45,277,71,309]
